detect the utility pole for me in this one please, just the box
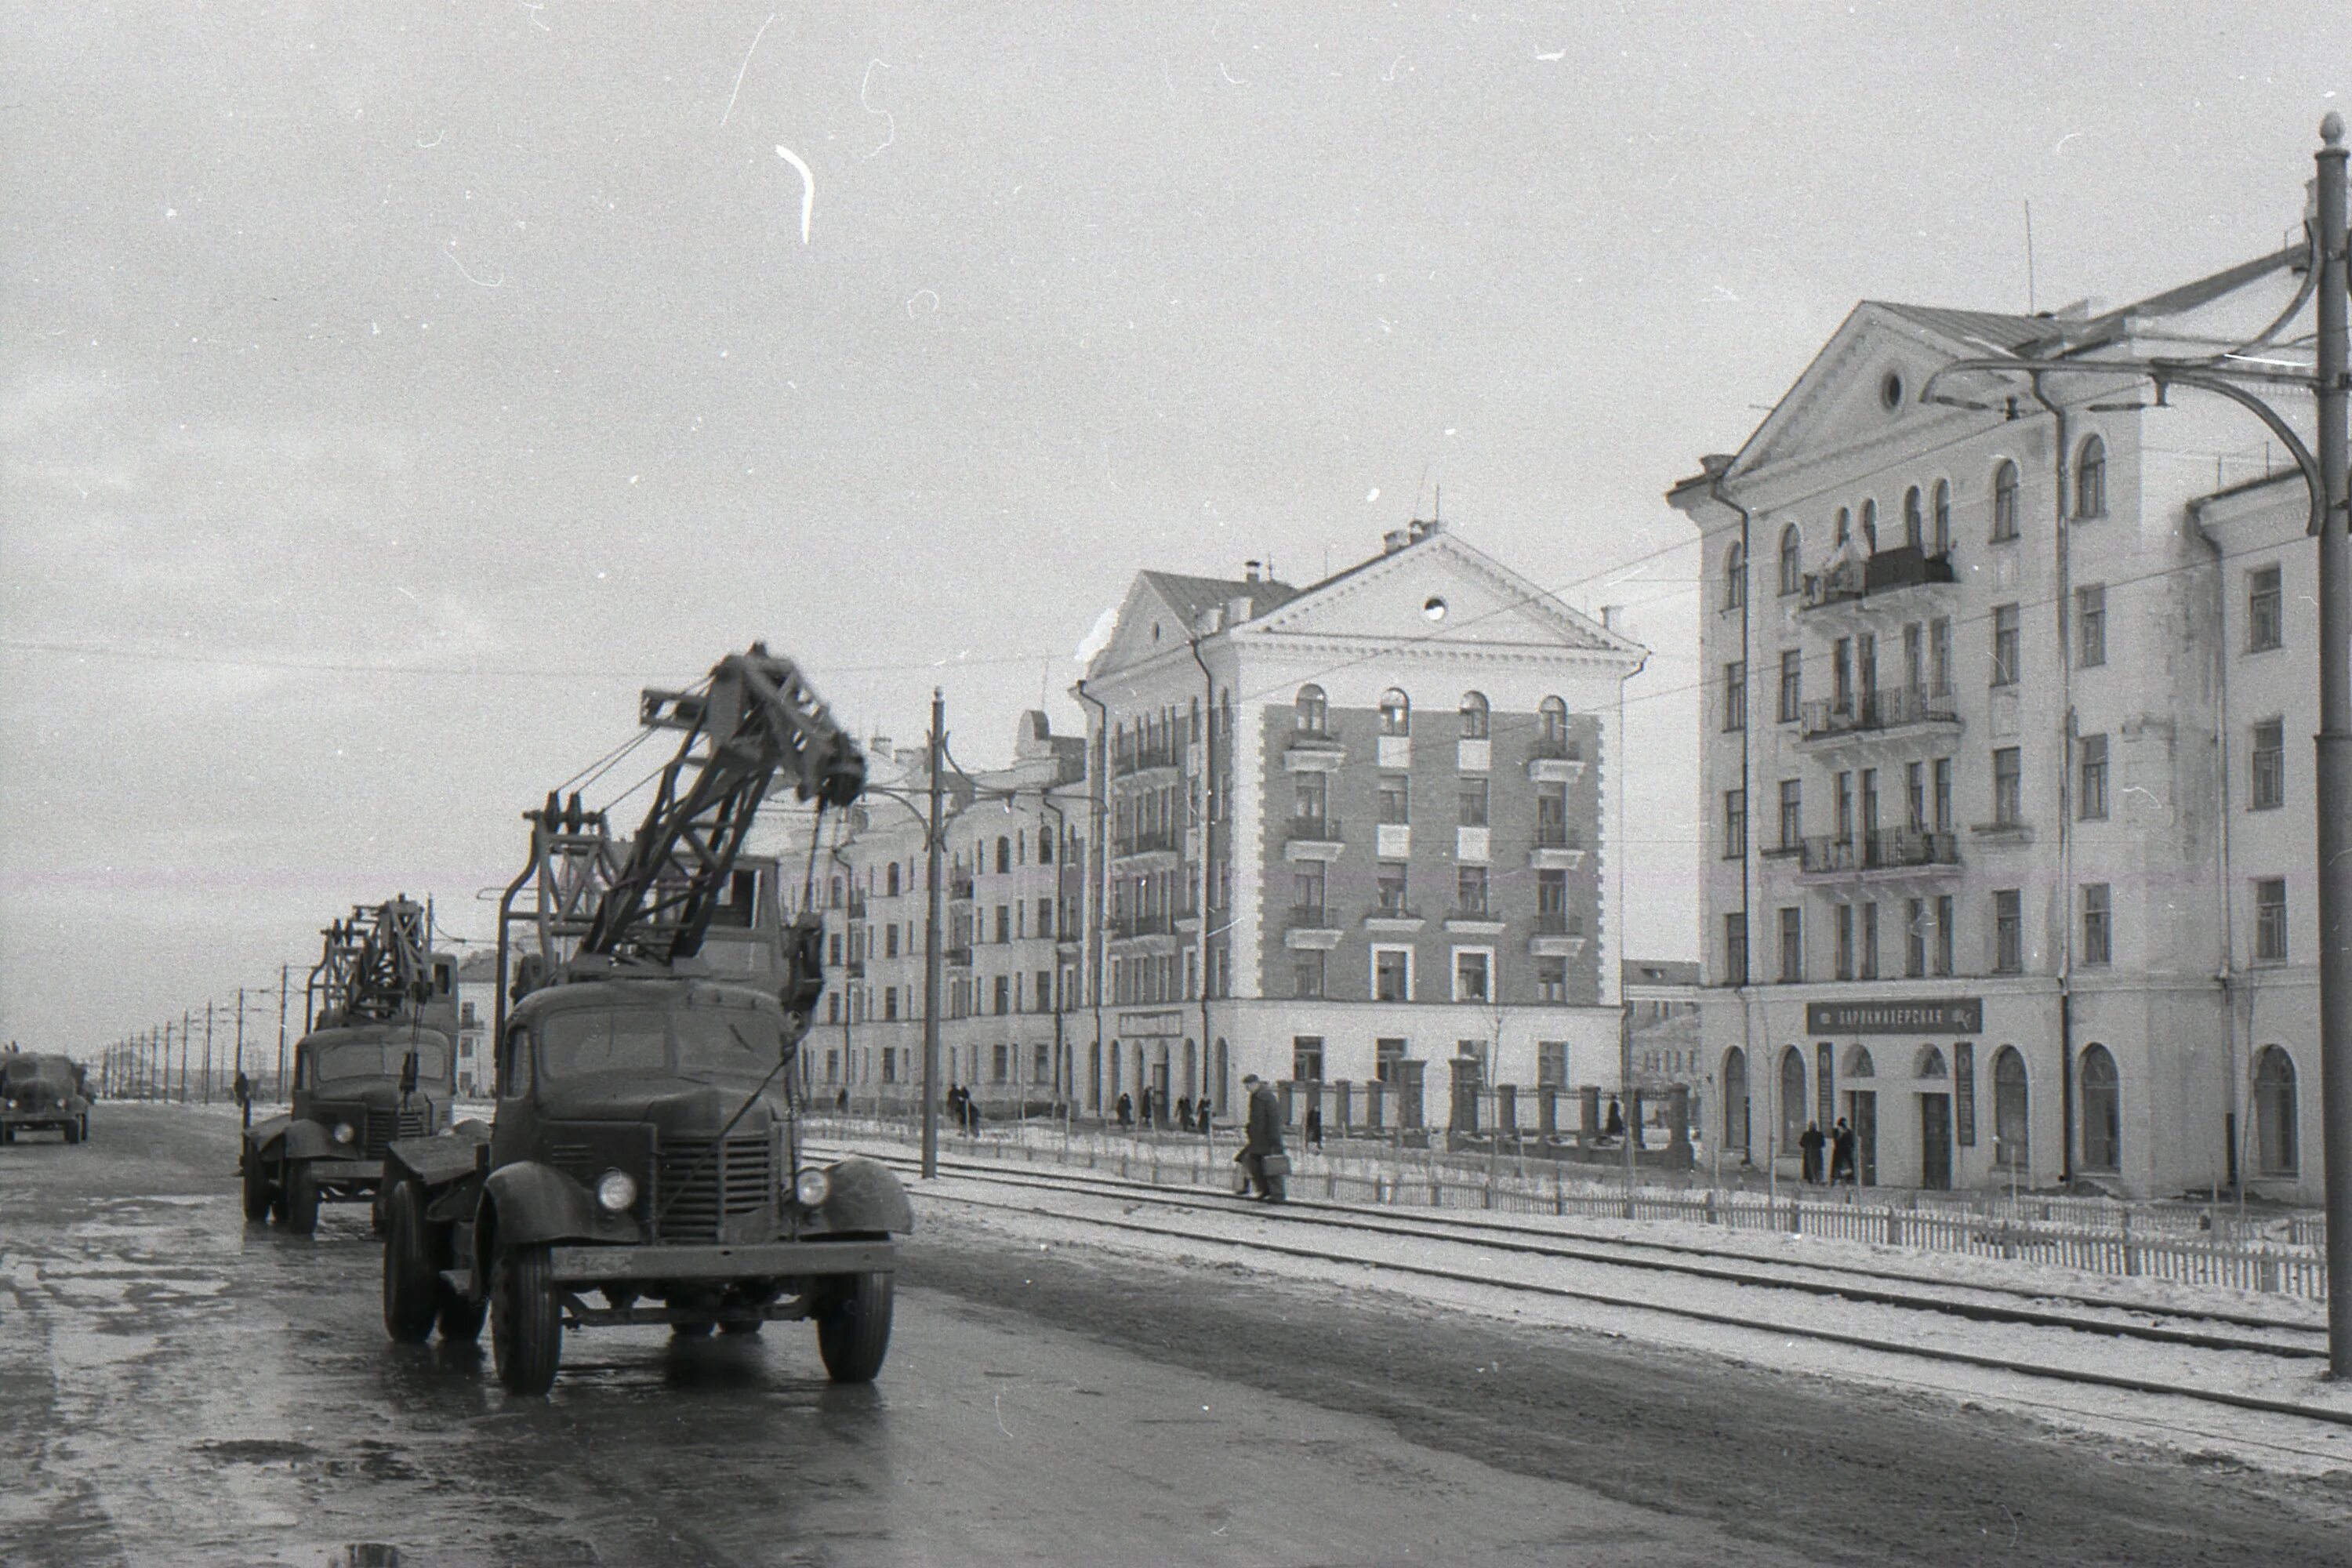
[202,1000,215,1105]
[277,962,291,1101]
[2310,113,2352,1376]
[922,686,946,1181]
[180,1010,194,1102]
[1619,997,1635,1215]
[234,988,246,1090]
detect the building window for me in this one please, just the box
[1933,757,1953,834]
[1539,696,1569,748]
[884,986,898,1021]
[1860,902,1880,980]
[2255,878,2288,964]
[886,862,900,898]
[1994,889,2024,974]
[1992,747,2023,826]
[1459,691,1490,739]
[1537,958,1570,1003]
[991,975,1009,1015]
[1379,688,1411,735]
[1832,637,1853,713]
[1292,863,1327,924]
[1778,906,1804,983]
[1294,684,1327,735]
[1374,947,1412,1003]
[1991,604,2020,687]
[1377,863,1408,913]
[2252,719,2285,810]
[2248,565,2284,652]
[2078,585,2106,667]
[1860,498,1878,552]
[1536,869,1569,928]
[1723,541,1747,610]
[1453,949,1491,1003]
[992,1044,1009,1084]
[1036,898,1054,938]
[1780,1047,1808,1154]
[1455,865,1489,916]
[884,924,899,959]
[2078,733,2108,820]
[1294,1036,1326,1083]
[1772,778,1802,851]
[1776,649,1802,724]
[2074,434,2106,519]
[1991,459,2020,541]
[1993,1047,2029,1169]
[2255,1046,2298,1176]
[1936,894,1955,976]
[1835,506,1851,546]
[1723,661,1746,731]
[1292,949,1327,998]
[1902,485,1924,550]
[1933,478,1953,556]
[1722,913,1748,986]
[1835,903,1855,981]
[1379,775,1410,825]
[1458,777,1489,827]
[2079,1044,2119,1171]
[2081,883,2111,966]
[1722,789,1746,859]
[1905,898,1927,978]
[1778,524,1803,595]
[996,837,1012,874]
[1929,617,1951,697]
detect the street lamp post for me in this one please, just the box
[924,687,946,1181]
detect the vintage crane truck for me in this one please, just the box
[380,644,912,1396]
[241,898,459,1234]
[2,1051,93,1145]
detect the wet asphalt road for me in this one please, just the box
[2,1105,1802,1567]
[7,1106,2352,1567]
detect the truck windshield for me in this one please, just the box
[314,1040,451,1083]
[539,1007,783,1087]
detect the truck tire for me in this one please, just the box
[62,1119,79,1145]
[815,1272,893,1383]
[492,1243,562,1396]
[241,1152,274,1222]
[437,1293,487,1343]
[78,1116,89,1143]
[381,1181,441,1344]
[284,1163,321,1236]
[718,1319,764,1337]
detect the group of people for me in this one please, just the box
[943,1083,984,1135]
[1113,1090,1214,1133]
[1796,1118,1860,1185]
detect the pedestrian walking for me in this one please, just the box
[964,1094,982,1136]
[1196,1098,1211,1135]
[1605,1097,1624,1141]
[1798,1120,1825,1184]
[1116,1091,1133,1129]
[1305,1105,1323,1150]
[1177,1094,1193,1131]
[1239,1073,1287,1201]
[1829,1118,1857,1186]
[1140,1086,1155,1131]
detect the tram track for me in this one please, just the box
[825,1144,2352,1433]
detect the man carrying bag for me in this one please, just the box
[1236,1073,1289,1202]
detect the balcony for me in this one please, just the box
[1527,739,1586,785]
[1110,908,1194,941]
[1797,829,1961,879]
[1112,826,1183,862]
[1283,816,1345,862]
[948,871,975,901]
[1363,904,1425,935]
[944,944,973,967]
[1284,906,1341,951]
[1286,724,1344,753]
[1798,687,1960,747]
[1530,913,1586,958]
[842,958,866,978]
[1800,545,1958,615]
[1444,906,1505,935]
[1112,741,1183,779]
[1530,823,1586,871]
[845,895,868,919]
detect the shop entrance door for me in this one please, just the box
[1849,1090,1878,1186]
[1919,1091,1952,1190]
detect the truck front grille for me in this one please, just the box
[653,1134,772,1242]
[364,1105,431,1158]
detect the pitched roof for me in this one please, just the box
[1138,570,1299,626]
[1864,303,2058,356]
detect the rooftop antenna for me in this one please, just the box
[1433,482,1442,522]
[2024,198,2037,314]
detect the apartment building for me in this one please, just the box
[1671,246,2325,1200]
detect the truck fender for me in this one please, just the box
[278,1120,339,1163]
[387,1123,489,1189]
[244,1113,294,1162]
[481,1161,604,1250]
[811,1156,915,1236]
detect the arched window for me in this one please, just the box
[1189,695,1202,742]
[2075,434,2106,519]
[2079,1044,2120,1171]
[1993,1047,2029,1169]
[2255,1045,2298,1176]
[886,862,900,898]
[1038,832,1054,866]
[1842,1044,1875,1078]
[1992,459,2021,541]
[1379,688,1411,736]
[1932,479,1953,556]
[1722,1047,1751,1160]
[1903,486,1924,550]
[1723,542,1747,609]
[1294,684,1327,735]
[1538,696,1569,746]
[1777,524,1803,596]
[1835,506,1852,546]
[1914,1044,1948,1078]
[1779,1046,1808,1154]
[829,876,844,910]
[995,836,1012,875]
[1458,691,1490,739]
[1860,499,1878,554]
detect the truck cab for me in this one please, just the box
[383,973,909,1394]
[242,1023,456,1233]
[2,1052,92,1145]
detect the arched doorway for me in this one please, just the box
[1722,1047,1750,1161]
[1214,1037,1230,1115]
[2079,1044,2120,1172]
[2255,1046,2298,1177]
[1779,1046,1807,1155]
[1183,1037,1197,1101]
[1992,1047,2028,1171]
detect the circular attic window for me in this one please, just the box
[1880,370,1906,411]
[1423,596,1448,622]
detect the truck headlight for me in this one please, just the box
[331,1122,355,1144]
[595,1170,638,1213]
[793,1167,832,1208]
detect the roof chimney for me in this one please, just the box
[1382,528,1410,554]
[1599,605,1621,631]
[1225,595,1254,626]
[1243,559,1261,583]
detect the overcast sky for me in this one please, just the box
[4,2,2346,1058]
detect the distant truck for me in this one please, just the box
[1,1052,91,1145]
[383,647,910,1394]
[241,898,458,1234]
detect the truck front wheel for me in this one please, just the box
[240,1150,274,1222]
[283,1163,321,1236]
[492,1243,562,1396]
[382,1181,441,1344]
[815,1272,893,1383]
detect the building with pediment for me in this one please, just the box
[1073,519,1649,1135]
[1671,245,2325,1202]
